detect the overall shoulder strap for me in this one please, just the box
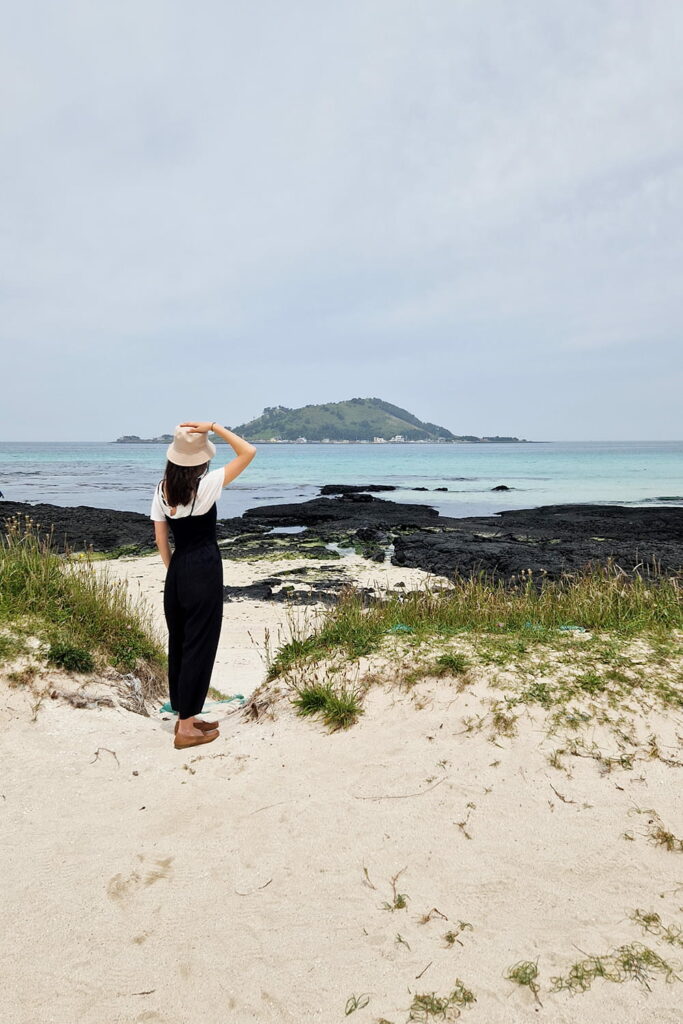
[189,468,208,515]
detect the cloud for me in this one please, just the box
[1,1,682,439]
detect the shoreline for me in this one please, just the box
[1,490,681,581]
[112,438,536,444]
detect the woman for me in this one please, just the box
[150,421,257,749]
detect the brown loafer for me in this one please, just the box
[173,728,220,750]
[174,719,219,734]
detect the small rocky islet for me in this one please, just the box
[1,486,681,606]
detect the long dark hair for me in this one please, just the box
[161,460,209,507]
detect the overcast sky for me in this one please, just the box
[2,1,682,441]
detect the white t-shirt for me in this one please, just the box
[150,467,225,522]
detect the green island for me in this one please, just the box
[114,396,528,443]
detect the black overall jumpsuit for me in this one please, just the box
[160,484,224,720]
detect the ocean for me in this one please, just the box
[0,441,681,521]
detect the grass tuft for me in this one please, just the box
[0,514,166,701]
[649,824,683,852]
[575,671,608,695]
[344,993,370,1015]
[291,682,364,731]
[408,979,475,1020]
[433,652,470,675]
[47,640,94,673]
[444,922,473,947]
[630,909,683,947]
[382,868,409,911]
[631,808,683,852]
[291,683,331,716]
[550,942,680,993]
[505,959,543,1006]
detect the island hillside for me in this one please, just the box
[226,397,524,443]
[115,397,527,443]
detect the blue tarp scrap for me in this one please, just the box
[159,694,245,715]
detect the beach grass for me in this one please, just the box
[630,909,683,947]
[381,868,409,911]
[260,564,683,750]
[407,978,476,1020]
[443,922,474,946]
[0,514,166,694]
[291,681,364,730]
[433,651,471,674]
[645,815,683,852]
[343,993,370,1015]
[266,565,682,680]
[505,959,543,1006]
[549,942,680,993]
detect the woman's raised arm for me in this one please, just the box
[180,421,257,486]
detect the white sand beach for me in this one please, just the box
[1,550,682,1024]
[4,1,683,1020]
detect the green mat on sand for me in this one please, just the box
[159,694,245,715]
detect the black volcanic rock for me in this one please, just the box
[320,483,396,494]
[3,495,681,584]
[493,504,683,542]
[0,501,249,553]
[242,493,439,529]
[222,576,377,606]
[223,580,278,601]
[391,504,683,580]
[355,527,387,541]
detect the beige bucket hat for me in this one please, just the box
[166,424,216,466]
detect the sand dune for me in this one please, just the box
[1,552,681,1024]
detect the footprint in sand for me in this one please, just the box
[107,854,174,903]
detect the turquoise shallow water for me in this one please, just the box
[0,441,681,520]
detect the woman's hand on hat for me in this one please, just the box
[180,421,213,434]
